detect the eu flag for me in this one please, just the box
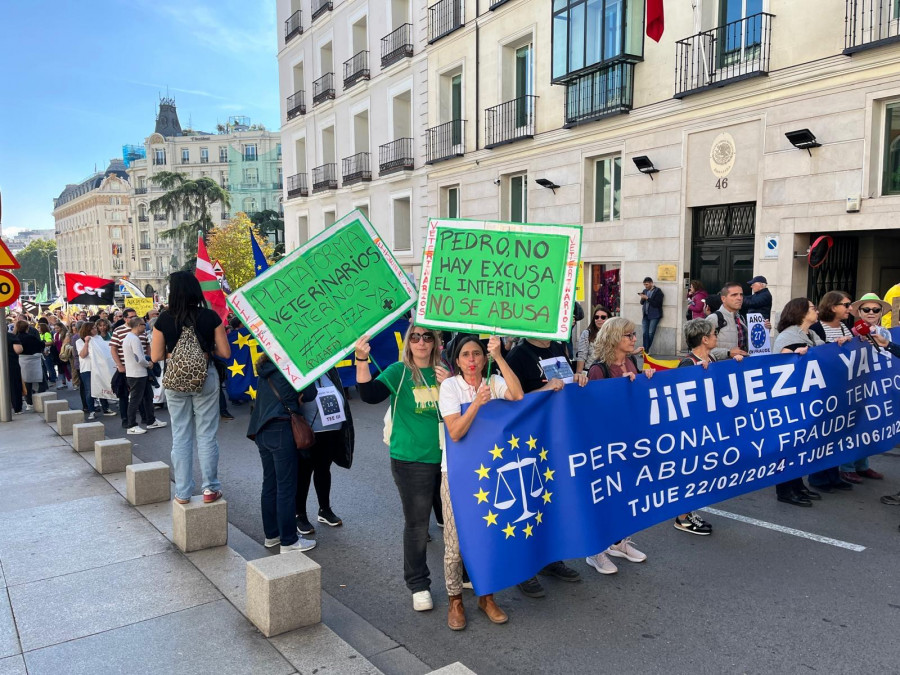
[251,229,269,276]
[224,327,261,402]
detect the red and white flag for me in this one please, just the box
[196,233,228,322]
[647,0,664,42]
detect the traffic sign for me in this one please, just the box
[0,238,20,269]
[0,270,21,308]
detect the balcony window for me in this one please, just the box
[426,120,466,164]
[244,144,258,161]
[200,147,209,163]
[594,156,621,221]
[313,73,336,105]
[342,152,372,185]
[845,0,900,53]
[564,61,634,127]
[551,0,644,83]
[312,164,338,192]
[287,90,306,120]
[428,0,464,43]
[219,147,228,162]
[379,138,415,175]
[181,148,190,164]
[485,95,536,148]
[343,51,370,89]
[285,9,303,42]
[153,149,166,165]
[382,24,414,68]
[311,0,333,22]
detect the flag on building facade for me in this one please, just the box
[647,0,664,42]
[196,233,229,322]
[251,229,269,276]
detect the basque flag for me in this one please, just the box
[65,272,115,305]
[196,233,229,322]
[251,228,269,276]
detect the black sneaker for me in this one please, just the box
[538,561,581,582]
[318,507,343,527]
[296,515,316,535]
[674,512,713,536]
[517,576,546,598]
[220,411,235,421]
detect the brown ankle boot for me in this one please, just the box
[447,594,466,630]
[477,594,508,624]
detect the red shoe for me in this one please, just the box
[858,468,884,480]
[839,471,863,484]
[203,489,223,503]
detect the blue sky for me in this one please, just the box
[0,0,279,235]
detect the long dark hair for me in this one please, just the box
[777,298,813,332]
[451,335,486,377]
[817,290,849,322]
[588,304,611,344]
[167,271,207,327]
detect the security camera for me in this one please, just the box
[493,178,501,185]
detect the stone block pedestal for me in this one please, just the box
[172,498,227,553]
[126,462,171,506]
[246,553,321,637]
[56,410,84,436]
[72,422,105,451]
[33,391,57,413]
[43,400,69,423]
[95,439,132,474]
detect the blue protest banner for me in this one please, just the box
[447,334,900,595]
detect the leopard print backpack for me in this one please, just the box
[161,325,209,393]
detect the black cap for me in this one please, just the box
[748,276,767,285]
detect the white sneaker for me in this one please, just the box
[264,537,281,548]
[126,426,146,435]
[23,403,33,412]
[103,410,117,417]
[87,412,96,420]
[145,420,167,429]
[586,552,618,575]
[281,537,316,553]
[412,590,433,611]
[606,538,647,563]
[56,383,67,390]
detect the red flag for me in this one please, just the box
[195,233,228,322]
[65,272,115,304]
[647,0,664,42]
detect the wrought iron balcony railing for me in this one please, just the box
[674,12,773,98]
[489,0,512,8]
[311,0,332,22]
[426,120,466,164]
[313,72,335,105]
[343,51,370,89]
[139,243,151,250]
[285,10,302,43]
[312,164,338,192]
[152,158,166,165]
[154,214,166,221]
[563,61,634,127]
[138,215,149,222]
[342,152,372,185]
[845,0,900,53]
[287,90,306,120]
[200,157,208,163]
[428,0,464,43]
[134,187,148,195]
[485,95,536,149]
[381,23,414,68]
[379,138,414,175]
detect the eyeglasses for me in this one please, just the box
[808,306,818,311]
[409,333,435,343]
[860,307,882,314]
[623,332,637,340]
[594,314,608,320]
[713,328,720,336]
[837,302,852,308]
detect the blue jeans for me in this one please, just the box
[391,458,441,593]
[642,316,660,352]
[255,419,299,547]
[167,365,221,500]
[840,458,869,473]
[44,355,57,383]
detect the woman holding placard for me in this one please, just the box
[354,326,450,614]
[438,334,522,630]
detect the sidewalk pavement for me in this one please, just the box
[0,411,474,675]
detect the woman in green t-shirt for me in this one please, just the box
[355,325,450,614]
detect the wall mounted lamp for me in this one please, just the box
[535,178,560,194]
[632,156,659,179]
[785,129,821,156]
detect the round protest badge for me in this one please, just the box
[750,322,768,349]
[0,270,21,308]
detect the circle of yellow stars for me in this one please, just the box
[475,433,554,540]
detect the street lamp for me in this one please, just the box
[40,248,56,297]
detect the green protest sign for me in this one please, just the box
[228,210,417,391]
[415,218,582,340]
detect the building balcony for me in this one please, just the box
[426,120,466,164]
[134,187,148,195]
[343,51,370,90]
[485,95,536,149]
[342,152,371,186]
[152,158,166,165]
[200,157,209,163]
[312,164,338,192]
[243,154,258,162]
[313,73,335,106]
[273,182,283,190]
[286,90,306,120]
[285,9,303,43]
[139,243,151,250]
[428,0,464,43]
[563,61,634,128]
[488,0,512,8]
[379,138,414,176]
[138,215,149,222]
[287,172,309,199]
[845,0,900,53]
[237,183,261,190]
[311,0,332,23]
[154,213,166,221]
[181,158,190,164]
[674,12,773,98]
[381,24,414,68]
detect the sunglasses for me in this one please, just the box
[837,302,852,308]
[860,307,882,314]
[594,314,608,320]
[623,332,637,340]
[409,333,435,343]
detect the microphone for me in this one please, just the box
[853,319,882,351]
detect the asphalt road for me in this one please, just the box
[54,386,900,674]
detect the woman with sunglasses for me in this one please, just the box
[574,305,610,374]
[584,317,652,574]
[355,326,450,613]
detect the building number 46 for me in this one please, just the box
[715,178,729,189]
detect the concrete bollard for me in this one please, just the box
[95,439,132,475]
[72,422,105,452]
[56,410,85,436]
[32,391,57,414]
[246,553,321,637]
[126,462,171,506]
[43,400,69,423]
[172,498,228,553]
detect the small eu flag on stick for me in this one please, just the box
[251,228,269,276]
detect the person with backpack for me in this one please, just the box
[584,317,653,575]
[151,272,231,505]
[707,282,750,361]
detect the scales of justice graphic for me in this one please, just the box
[494,455,545,522]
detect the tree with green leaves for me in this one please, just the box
[149,171,231,265]
[249,210,285,260]
[11,239,57,297]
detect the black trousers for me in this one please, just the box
[8,362,22,413]
[776,477,807,498]
[296,430,338,515]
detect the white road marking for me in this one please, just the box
[699,507,867,552]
